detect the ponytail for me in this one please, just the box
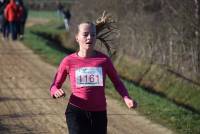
[95,11,118,57]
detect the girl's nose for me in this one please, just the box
[87,34,92,40]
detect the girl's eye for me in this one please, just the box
[82,33,96,37]
[82,33,88,37]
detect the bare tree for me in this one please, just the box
[194,0,200,76]
[70,0,199,82]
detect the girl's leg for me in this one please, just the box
[91,111,107,134]
[65,104,91,134]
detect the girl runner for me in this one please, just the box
[50,14,137,134]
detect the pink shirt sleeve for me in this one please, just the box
[106,58,130,99]
[50,57,68,97]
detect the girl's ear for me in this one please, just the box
[75,36,78,42]
[75,34,78,42]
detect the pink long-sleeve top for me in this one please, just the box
[50,51,130,111]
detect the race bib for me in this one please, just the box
[75,67,103,87]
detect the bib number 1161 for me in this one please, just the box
[76,67,103,87]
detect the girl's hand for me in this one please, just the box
[54,89,65,98]
[124,97,137,109]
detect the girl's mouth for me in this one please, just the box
[86,42,92,45]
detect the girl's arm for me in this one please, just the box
[50,58,68,98]
[106,58,137,108]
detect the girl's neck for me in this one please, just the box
[77,50,95,58]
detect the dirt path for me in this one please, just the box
[0,25,174,134]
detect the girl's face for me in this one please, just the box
[76,23,96,51]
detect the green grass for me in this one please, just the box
[24,10,73,65]
[106,79,200,134]
[28,10,59,20]
[22,10,200,134]
[115,56,200,114]
[23,24,67,65]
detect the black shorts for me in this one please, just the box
[65,103,107,134]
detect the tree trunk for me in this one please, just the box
[194,0,200,76]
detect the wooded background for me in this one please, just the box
[27,0,200,83]
[68,0,200,84]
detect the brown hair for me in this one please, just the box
[95,11,118,56]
